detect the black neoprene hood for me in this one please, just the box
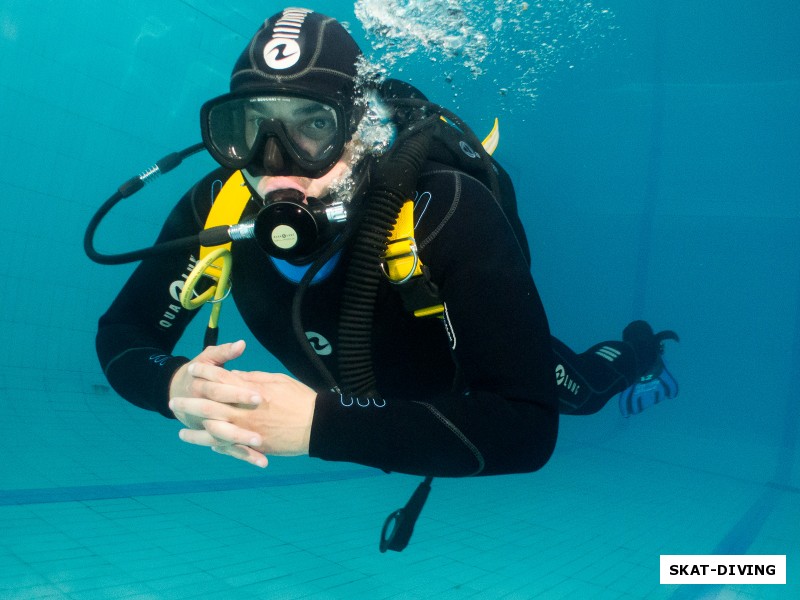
[230,8,363,119]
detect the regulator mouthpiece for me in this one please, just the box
[252,188,346,263]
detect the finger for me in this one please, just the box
[188,361,227,381]
[197,340,246,368]
[169,397,236,422]
[203,419,263,448]
[188,361,246,386]
[193,380,263,406]
[211,444,269,468]
[178,429,268,468]
[185,366,263,406]
[188,361,260,389]
[178,428,217,447]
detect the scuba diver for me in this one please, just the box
[91,8,678,550]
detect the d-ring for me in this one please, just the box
[380,245,419,285]
[207,283,232,304]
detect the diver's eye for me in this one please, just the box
[300,115,336,138]
[243,115,269,148]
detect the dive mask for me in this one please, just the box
[200,92,348,177]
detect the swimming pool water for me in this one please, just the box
[0,1,797,598]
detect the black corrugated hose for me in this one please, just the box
[336,126,435,396]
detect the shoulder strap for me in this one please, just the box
[199,170,251,279]
[178,171,249,347]
[201,170,251,257]
[382,118,500,318]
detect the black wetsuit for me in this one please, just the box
[97,162,641,477]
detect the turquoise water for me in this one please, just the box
[1,1,798,598]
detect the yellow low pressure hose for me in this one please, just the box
[179,247,232,346]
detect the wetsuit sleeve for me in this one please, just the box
[95,170,223,417]
[309,171,559,477]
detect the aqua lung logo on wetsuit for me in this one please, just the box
[159,257,198,329]
[306,331,332,356]
[555,364,580,396]
[263,8,312,70]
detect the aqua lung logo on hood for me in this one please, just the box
[263,8,312,70]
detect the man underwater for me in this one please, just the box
[94,8,679,543]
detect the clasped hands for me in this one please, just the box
[168,340,316,468]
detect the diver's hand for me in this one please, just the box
[168,340,263,431]
[172,367,316,468]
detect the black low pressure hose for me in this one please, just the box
[84,143,206,265]
[336,124,435,396]
[289,213,362,394]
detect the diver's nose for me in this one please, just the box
[262,136,287,174]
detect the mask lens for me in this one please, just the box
[203,95,344,171]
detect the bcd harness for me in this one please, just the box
[179,117,500,342]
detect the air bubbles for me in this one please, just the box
[354,0,617,109]
[354,89,397,158]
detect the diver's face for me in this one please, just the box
[242,98,340,161]
[243,140,355,202]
